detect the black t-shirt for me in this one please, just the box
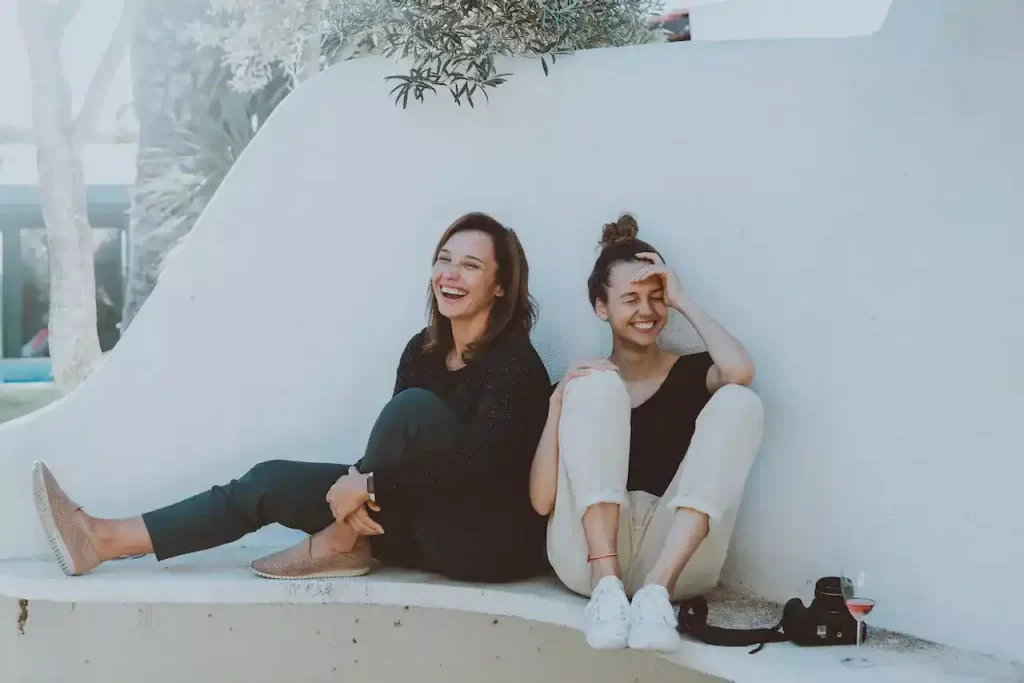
[627,352,715,497]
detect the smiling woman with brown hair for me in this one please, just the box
[32,212,553,584]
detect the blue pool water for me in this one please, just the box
[0,359,54,383]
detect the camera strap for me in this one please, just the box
[676,596,789,655]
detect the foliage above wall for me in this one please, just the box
[188,0,668,107]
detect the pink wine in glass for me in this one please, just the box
[846,598,875,620]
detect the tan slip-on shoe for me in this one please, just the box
[251,535,372,580]
[32,461,102,576]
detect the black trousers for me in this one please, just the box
[142,389,546,582]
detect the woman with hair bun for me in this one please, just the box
[530,214,764,653]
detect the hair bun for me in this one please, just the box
[599,214,639,249]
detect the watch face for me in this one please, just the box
[366,474,375,494]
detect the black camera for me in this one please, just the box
[677,576,866,650]
[783,577,865,646]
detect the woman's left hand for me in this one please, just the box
[326,469,371,522]
[633,251,685,311]
[343,467,383,535]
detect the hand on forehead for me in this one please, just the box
[609,260,663,292]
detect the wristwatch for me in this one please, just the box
[366,472,376,504]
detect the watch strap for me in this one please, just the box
[366,472,376,503]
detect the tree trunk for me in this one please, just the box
[122,0,220,329]
[296,1,323,84]
[18,0,103,393]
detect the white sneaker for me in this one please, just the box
[583,576,630,650]
[628,584,682,653]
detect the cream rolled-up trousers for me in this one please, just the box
[546,369,764,599]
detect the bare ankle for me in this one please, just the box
[80,514,115,560]
[588,556,621,590]
[83,515,154,561]
[311,523,357,557]
[643,574,674,593]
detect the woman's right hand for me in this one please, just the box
[550,359,618,406]
[345,504,383,536]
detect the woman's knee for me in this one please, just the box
[700,383,764,431]
[377,388,452,427]
[362,389,461,472]
[241,459,292,491]
[390,387,445,409]
[559,370,631,456]
[561,369,630,419]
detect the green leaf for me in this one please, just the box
[200,0,665,108]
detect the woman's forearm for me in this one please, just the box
[676,294,755,385]
[529,400,561,516]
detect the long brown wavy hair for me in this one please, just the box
[423,212,537,362]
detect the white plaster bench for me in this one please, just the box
[1,544,1019,683]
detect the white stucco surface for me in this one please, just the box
[0,0,1020,667]
[3,546,1022,683]
[0,570,711,683]
[689,0,892,40]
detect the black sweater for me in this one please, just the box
[372,328,552,509]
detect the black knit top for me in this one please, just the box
[373,327,552,515]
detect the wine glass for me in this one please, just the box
[840,569,876,668]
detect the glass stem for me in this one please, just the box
[856,620,862,647]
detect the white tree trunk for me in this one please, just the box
[296,0,323,84]
[18,1,104,392]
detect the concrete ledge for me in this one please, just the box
[1,546,1019,683]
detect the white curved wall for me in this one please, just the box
[690,0,892,40]
[0,0,1020,662]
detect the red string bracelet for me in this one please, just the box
[587,552,618,563]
